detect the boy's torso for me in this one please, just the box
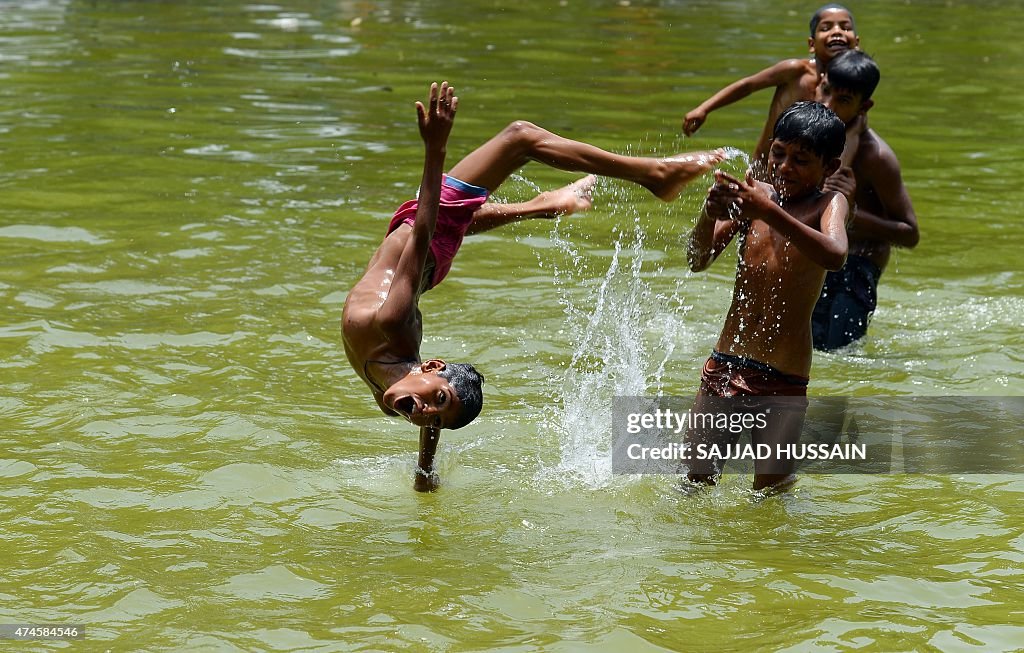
[342,227,424,387]
[717,187,835,377]
[754,60,820,164]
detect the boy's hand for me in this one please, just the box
[704,176,736,220]
[682,108,707,136]
[416,81,458,152]
[712,170,773,219]
[847,113,868,137]
[823,166,856,201]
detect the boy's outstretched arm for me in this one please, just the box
[682,60,808,136]
[718,171,848,270]
[414,426,441,492]
[382,82,458,320]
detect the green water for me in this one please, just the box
[2,1,1022,650]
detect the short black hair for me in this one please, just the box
[772,101,846,162]
[438,362,484,429]
[827,50,881,101]
[810,4,856,35]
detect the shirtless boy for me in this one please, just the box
[686,101,848,490]
[814,50,919,350]
[681,4,858,169]
[343,81,722,491]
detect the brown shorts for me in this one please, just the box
[699,351,809,398]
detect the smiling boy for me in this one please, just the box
[343,81,722,491]
[686,101,848,490]
[681,4,858,170]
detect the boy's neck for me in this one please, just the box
[366,358,420,386]
[811,56,829,76]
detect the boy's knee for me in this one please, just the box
[500,120,545,145]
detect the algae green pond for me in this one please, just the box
[2,1,1022,650]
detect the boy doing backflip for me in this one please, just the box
[814,50,919,350]
[343,82,722,491]
[685,101,849,490]
[681,4,858,170]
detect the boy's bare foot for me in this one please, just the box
[541,174,596,217]
[649,149,726,201]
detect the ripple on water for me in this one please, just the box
[214,565,330,602]
[0,224,110,244]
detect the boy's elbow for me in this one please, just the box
[903,226,920,249]
[825,250,847,272]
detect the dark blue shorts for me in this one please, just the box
[812,255,882,351]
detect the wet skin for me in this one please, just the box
[688,140,847,378]
[817,77,919,271]
[682,7,859,172]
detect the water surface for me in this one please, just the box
[2,1,1022,650]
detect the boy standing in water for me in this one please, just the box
[814,50,919,350]
[686,101,848,490]
[681,4,859,169]
[343,81,722,491]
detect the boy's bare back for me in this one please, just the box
[838,128,917,270]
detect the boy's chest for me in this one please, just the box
[738,216,817,270]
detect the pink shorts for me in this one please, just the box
[387,174,489,289]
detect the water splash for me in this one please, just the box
[537,185,690,490]
[719,146,751,171]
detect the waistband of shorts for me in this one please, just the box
[710,350,809,386]
[845,254,882,278]
[443,174,489,197]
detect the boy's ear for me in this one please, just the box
[421,359,446,373]
[859,98,875,115]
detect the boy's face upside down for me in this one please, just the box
[382,360,464,429]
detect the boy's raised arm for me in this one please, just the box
[718,171,848,271]
[385,82,458,313]
[682,60,808,136]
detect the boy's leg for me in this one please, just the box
[447,121,723,201]
[683,386,737,485]
[752,397,807,491]
[465,175,596,235]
